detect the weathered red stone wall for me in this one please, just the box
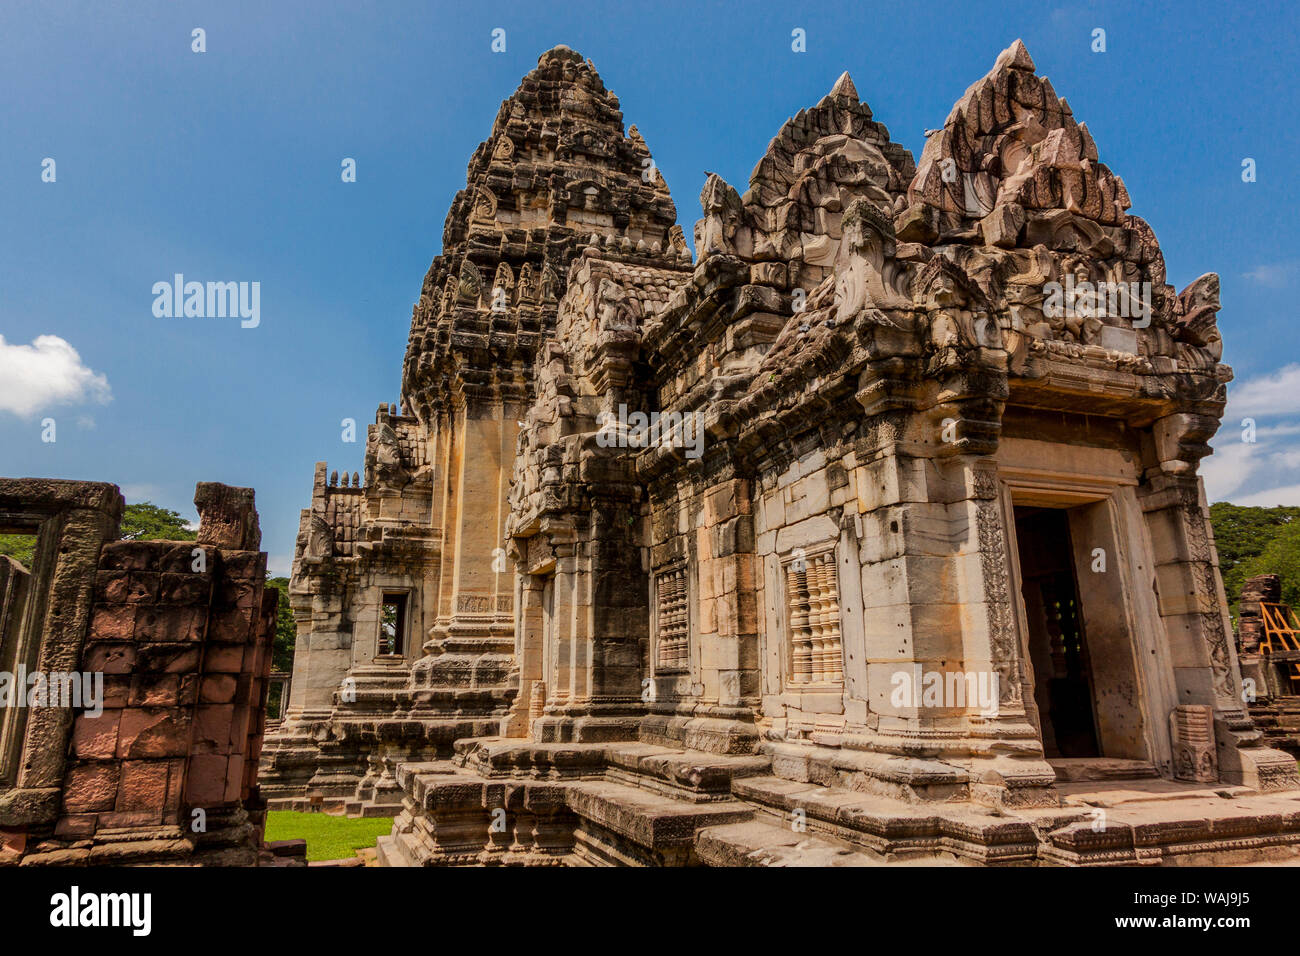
[54,538,275,859]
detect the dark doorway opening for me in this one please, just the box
[380,593,407,656]
[1014,506,1100,758]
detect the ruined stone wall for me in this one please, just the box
[0,479,278,866]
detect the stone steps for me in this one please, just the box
[696,820,914,867]
[376,833,417,867]
[602,742,770,801]
[730,774,1038,864]
[1047,757,1159,782]
[1025,790,1300,865]
[566,780,754,846]
[449,738,771,800]
[379,752,1300,866]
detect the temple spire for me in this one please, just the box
[829,71,858,103]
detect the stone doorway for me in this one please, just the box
[1014,506,1100,758]
[1009,492,1151,766]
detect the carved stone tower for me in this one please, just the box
[259,46,683,812]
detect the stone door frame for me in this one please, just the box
[0,479,122,826]
[995,467,1177,775]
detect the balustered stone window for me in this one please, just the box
[782,546,843,687]
[654,563,689,672]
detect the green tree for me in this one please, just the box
[262,575,298,719]
[119,502,198,542]
[0,534,36,568]
[1231,520,1300,614]
[263,576,297,673]
[1209,503,1300,617]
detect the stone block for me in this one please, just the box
[82,641,137,674]
[193,704,237,753]
[200,673,239,704]
[117,760,169,814]
[185,753,230,805]
[129,673,182,707]
[158,571,211,605]
[63,764,120,813]
[117,708,193,758]
[89,604,135,642]
[71,711,121,759]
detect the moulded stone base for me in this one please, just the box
[374,737,1300,867]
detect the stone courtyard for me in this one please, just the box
[246,41,1300,866]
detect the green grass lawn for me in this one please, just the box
[264,811,395,862]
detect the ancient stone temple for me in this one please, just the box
[269,42,1300,865]
[259,45,684,813]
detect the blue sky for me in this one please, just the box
[2,0,1298,573]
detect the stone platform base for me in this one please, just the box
[377,739,1300,867]
[259,713,510,817]
[10,813,268,867]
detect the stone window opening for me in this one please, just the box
[654,563,689,673]
[379,593,408,657]
[782,545,843,687]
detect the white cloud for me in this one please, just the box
[1242,261,1298,288]
[1227,363,1300,418]
[1233,484,1300,507]
[0,334,112,417]
[1201,439,1263,502]
[1206,363,1300,503]
[1259,422,1300,439]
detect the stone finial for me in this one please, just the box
[996,38,1036,73]
[829,71,858,103]
[352,471,360,487]
[541,43,579,63]
[696,172,743,258]
[195,482,261,551]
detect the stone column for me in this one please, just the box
[700,479,760,712]
[1138,469,1299,790]
[501,569,546,738]
[854,440,1053,807]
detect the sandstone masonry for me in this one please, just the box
[266,42,1300,866]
